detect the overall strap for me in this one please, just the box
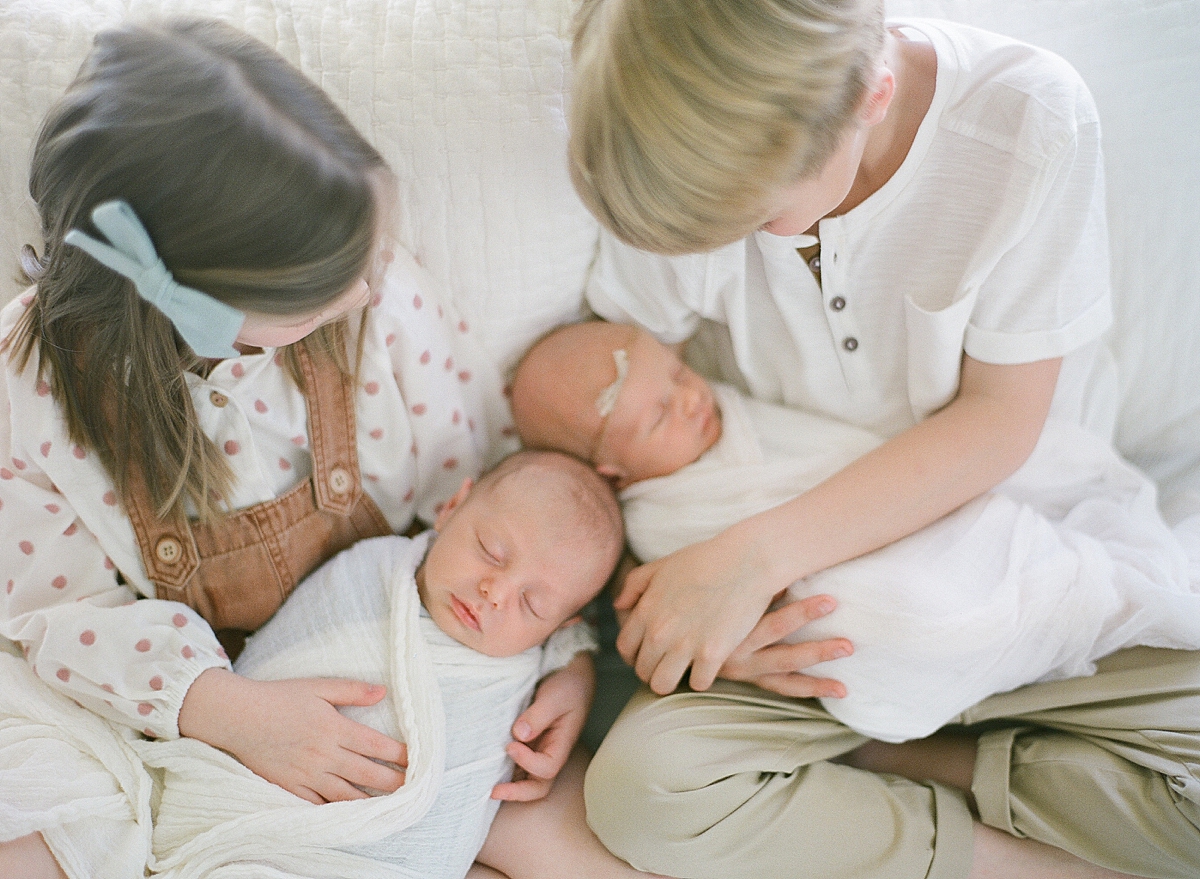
[294,338,363,516]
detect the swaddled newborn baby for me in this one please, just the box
[145,449,622,879]
[511,321,1200,742]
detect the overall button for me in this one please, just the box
[842,337,859,352]
[155,536,183,565]
[328,466,352,496]
[829,296,846,311]
[209,391,229,408]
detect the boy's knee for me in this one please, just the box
[583,695,700,868]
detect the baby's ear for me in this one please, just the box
[434,477,474,531]
[554,613,584,631]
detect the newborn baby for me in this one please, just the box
[511,320,1200,742]
[145,449,622,879]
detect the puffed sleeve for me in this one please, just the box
[0,296,229,739]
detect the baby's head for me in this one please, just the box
[417,449,623,657]
[511,322,721,489]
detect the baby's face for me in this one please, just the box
[417,477,605,657]
[594,330,721,488]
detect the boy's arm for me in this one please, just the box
[616,354,1063,695]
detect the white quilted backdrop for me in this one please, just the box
[0,0,1197,513]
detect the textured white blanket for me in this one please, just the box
[623,385,1200,742]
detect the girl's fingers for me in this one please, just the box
[316,677,388,708]
[316,773,372,803]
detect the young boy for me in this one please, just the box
[513,320,1200,742]
[141,449,628,879]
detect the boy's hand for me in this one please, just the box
[614,524,779,694]
[179,668,408,804]
[720,595,851,698]
[492,652,594,802]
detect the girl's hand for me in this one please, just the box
[492,652,594,802]
[719,595,852,698]
[179,668,408,804]
[614,525,781,695]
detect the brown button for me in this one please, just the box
[830,296,846,311]
[155,536,183,565]
[209,391,229,408]
[328,466,352,495]
[842,337,859,352]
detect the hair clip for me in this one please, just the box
[595,348,629,417]
[64,200,245,358]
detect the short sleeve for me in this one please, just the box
[586,231,704,345]
[965,86,1112,363]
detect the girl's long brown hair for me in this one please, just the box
[6,18,392,522]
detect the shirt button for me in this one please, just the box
[829,296,846,311]
[842,337,859,352]
[209,391,229,408]
[807,255,821,274]
[328,466,352,496]
[155,536,183,565]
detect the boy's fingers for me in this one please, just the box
[506,740,559,778]
[612,564,652,611]
[341,719,408,767]
[738,596,837,655]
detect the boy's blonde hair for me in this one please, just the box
[569,0,885,255]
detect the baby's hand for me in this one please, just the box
[492,653,594,802]
[180,668,408,804]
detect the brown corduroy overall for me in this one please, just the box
[124,342,392,656]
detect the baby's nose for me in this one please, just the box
[479,576,512,607]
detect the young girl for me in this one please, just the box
[0,18,601,879]
[569,1,1200,878]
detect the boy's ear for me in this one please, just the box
[434,477,474,531]
[860,66,895,127]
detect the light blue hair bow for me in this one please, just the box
[64,200,245,358]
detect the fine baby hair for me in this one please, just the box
[421,447,625,655]
[569,0,886,254]
[7,17,391,521]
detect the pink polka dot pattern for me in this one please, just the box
[254,399,268,413]
[457,371,471,383]
[51,575,67,589]
[72,445,87,459]
[36,380,51,397]
[420,350,431,365]
[45,503,60,514]
[137,703,153,716]
[458,320,469,333]
[80,630,96,646]
[19,541,33,555]
[216,647,228,660]
[452,410,462,425]
[135,639,152,653]
[181,645,195,660]
[19,293,32,307]
[5,581,12,594]
[444,357,454,371]
[104,558,114,570]
[0,468,12,480]
[172,613,188,627]
[40,441,51,457]
[371,292,384,308]
[403,488,415,503]
[12,458,27,470]
[102,491,117,506]
[231,363,245,378]
[413,294,423,309]
[101,684,115,694]
[386,333,397,347]
[443,458,458,470]
[63,522,78,536]
[150,675,164,691]
[364,381,380,395]
[412,403,427,416]
[369,428,384,440]
[279,457,292,471]
[56,668,70,682]
[291,435,306,447]
[224,440,240,455]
